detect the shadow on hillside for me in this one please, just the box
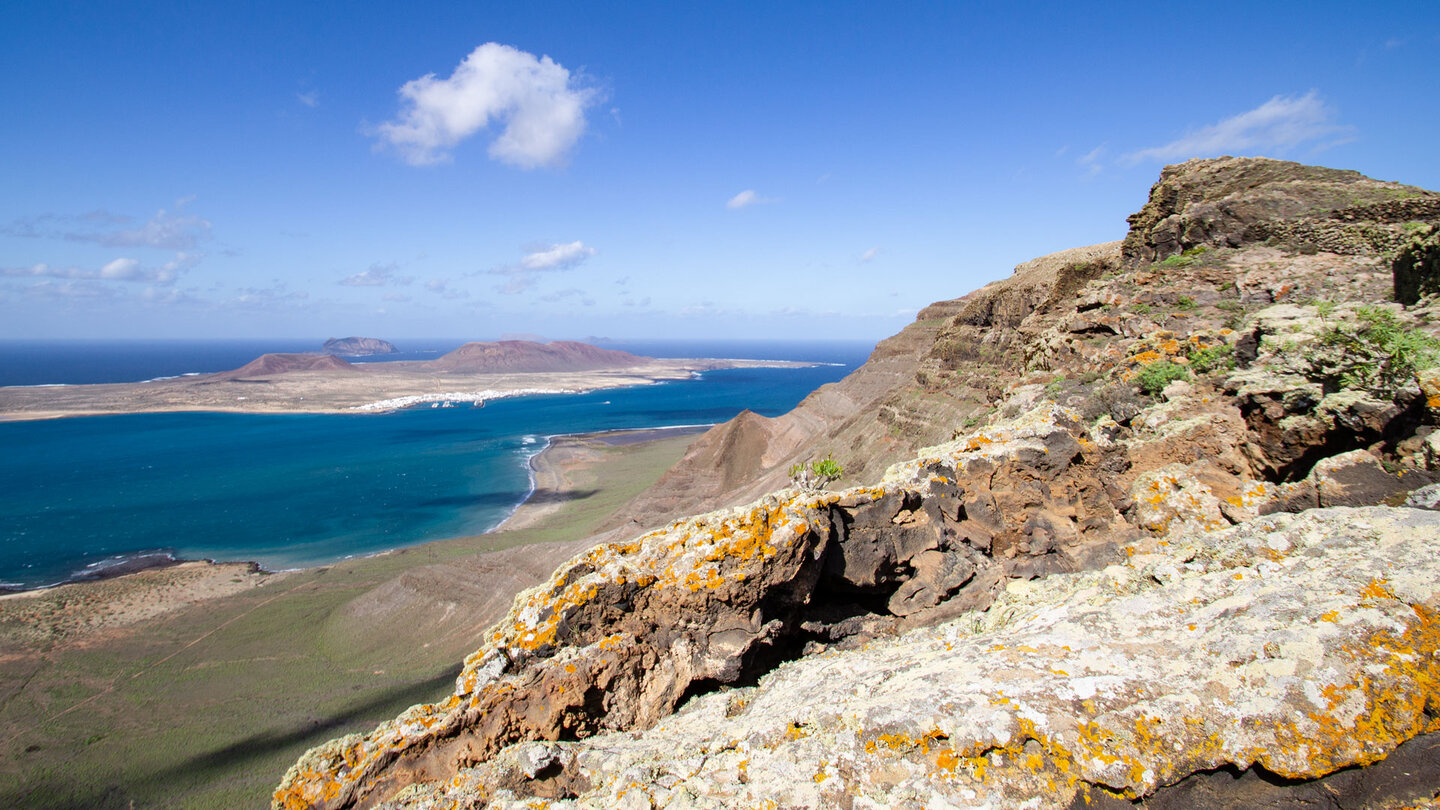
[523,488,598,505]
[0,664,461,809]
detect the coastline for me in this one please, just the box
[496,424,712,533]
[0,357,814,422]
[0,424,710,631]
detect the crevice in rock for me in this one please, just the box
[1069,730,1440,810]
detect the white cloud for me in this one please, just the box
[490,241,595,294]
[1,256,188,284]
[859,247,880,263]
[1124,91,1351,164]
[297,90,319,108]
[374,42,597,168]
[726,189,777,210]
[339,262,413,287]
[519,240,595,270]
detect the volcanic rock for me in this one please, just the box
[323,337,399,356]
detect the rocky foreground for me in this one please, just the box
[275,158,1440,808]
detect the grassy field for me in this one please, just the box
[0,432,695,809]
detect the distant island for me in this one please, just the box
[0,339,813,421]
[321,336,398,356]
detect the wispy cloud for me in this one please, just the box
[0,253,199,285]
[539,287,595,305]
[297,90,320,108]
[374,42,598,168]
[1078,144,1106,176]
[4,206,212,250]
[229,284,310,309]
[490,241,595,294]
[339,262,413,287]
[1124,91,1352,165]
[726,189,777,210]
[859,247,880,263]
[425,278,469,299]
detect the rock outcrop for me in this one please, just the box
[358,506,1440,810]
[323,337,399,356]
[276,157,1440,809]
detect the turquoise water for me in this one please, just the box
[0,356,864,589]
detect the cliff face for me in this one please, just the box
[275,158,1440,809]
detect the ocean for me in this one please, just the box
[0,339,873,590]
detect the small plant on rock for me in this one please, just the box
[1134,360,1190,397]
[1186,343,1235,374]
[1159,245,1210,268]
[789,454,844,491]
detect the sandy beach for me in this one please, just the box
[497,425,711,533]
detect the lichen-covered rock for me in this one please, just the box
[375,507,1440,810]
[275,404,1143,810]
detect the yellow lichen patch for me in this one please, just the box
[863,727,949,757]
[1361,578,1396,601]
[964,433,996,452]
[1268,604,1440,778]
[1319,610,1341,623]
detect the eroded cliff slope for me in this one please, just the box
[276,157,1440,809]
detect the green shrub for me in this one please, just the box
[1310,306,1440,394]
[1187,343,1235,374]
[1175,296,1198,311]
[1134,361,1189,396]
[1159,246,1210,268]
[1131,302,1153,315]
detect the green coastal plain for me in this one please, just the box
[0,432,697,809]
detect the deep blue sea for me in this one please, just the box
[0,339,872,590]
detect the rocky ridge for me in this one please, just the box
[275,158,1440,809]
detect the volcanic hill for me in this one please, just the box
[276,157,1440,810]
[426,340,646,373]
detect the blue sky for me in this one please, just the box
[2,1,1437,342]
